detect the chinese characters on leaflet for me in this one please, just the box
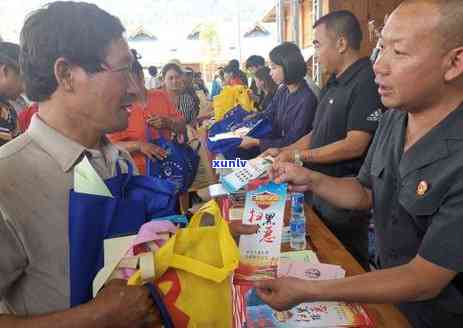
[234,182,287,284]
[249,209,276,244]
[246,300,373,328]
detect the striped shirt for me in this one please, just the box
[176,92,199,124]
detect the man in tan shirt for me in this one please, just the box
[0,2,160,327]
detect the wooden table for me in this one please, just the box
[298,205,411,328]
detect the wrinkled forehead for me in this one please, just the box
[381,3,440,46]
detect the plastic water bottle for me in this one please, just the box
[290,192,307,250]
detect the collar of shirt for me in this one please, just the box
[27,114,121,173]
[436,102,463,140]
[327,57,371,88]
[281,80,309,97]
[398,103,463,178]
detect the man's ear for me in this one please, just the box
[0,64,8,79]
[54,57,74,92]
[337,36,349,55]
[443,46,463,82]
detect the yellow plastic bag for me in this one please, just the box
[130,200,239,328]
[213,85,254,121]
[234,86,254,113]
[212,86,237,121]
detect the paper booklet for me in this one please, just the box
[234,182,287,285]
[209,118,266,142]
[280,250,319,264]
[246,299,374,328]
[208,126,251,141]
[278,261,345,280]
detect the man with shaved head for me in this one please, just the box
[255,1,463,326]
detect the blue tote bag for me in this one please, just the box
[145,126,200,193]
[69,159,177,307]
[207,106,272,160]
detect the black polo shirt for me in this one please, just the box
[308,58,382,178]
[358,107,463,327]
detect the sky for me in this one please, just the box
[0,0,275,43]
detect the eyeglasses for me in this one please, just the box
[100,60,147,105]
[100,61,140,88]
[101,61,134,76]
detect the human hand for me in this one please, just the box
[240,136,259,149]
[254,277,308,311]
[139,142,167,160]
[147,115,172,130]
[229,221,259,238]
[270,161,314,192]
[93,279,161,328]
[260,147,281,158]
[274,149,296,164]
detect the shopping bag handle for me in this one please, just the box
[169,250,238,283]
[155,201,239,283]
[114,159,134,197]
[187,200,222,228]
[144,283,175,328]
[93,221,178,296]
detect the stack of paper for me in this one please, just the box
[234,182,288,284]
[280,250,319,264]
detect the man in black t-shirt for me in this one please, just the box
[265,11,383,269]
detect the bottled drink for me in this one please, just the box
[290,192,307,250]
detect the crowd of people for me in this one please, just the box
[0,0,462,327]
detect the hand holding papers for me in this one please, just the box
[247,261,373,327]
[221,156,274,193]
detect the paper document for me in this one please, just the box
[208,127,251,142]
[280,250,319,264]
[74,156,113,197]
[234,182,287,284]
[278,261,345,280]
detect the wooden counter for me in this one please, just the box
[302,205,411,328]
